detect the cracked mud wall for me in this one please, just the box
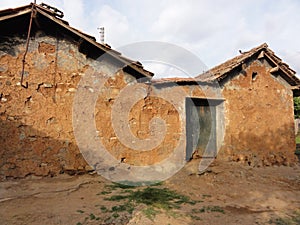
[95,79,182,166]
[220,59,297,166]
[0,33,189,179]
[0,35,94,179]
[0,34,148,179]
[0,34,297,180]
[93,78,220,167]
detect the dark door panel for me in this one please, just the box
[186,98,217,161]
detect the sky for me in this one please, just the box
[1,0,299,78]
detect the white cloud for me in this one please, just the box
[61,0,86,31]
[143,62,188,79]
[0,0,31,8]
[87,4,131,46]
[150,1,230,42]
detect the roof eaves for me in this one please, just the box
[0,7,31,22]
[264,50,296,74]
[152,77,214,86]
[195,43,269,82]
[263,50,299,86]
[0,4,31,17]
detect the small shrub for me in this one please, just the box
[100,206,108,213]
[76,210,84,214]
[190,215,202,220]
[142,207,159,220]
[194,206,225,214]
[112,212,119,218]
[209,206,225,213]
[89,213,96,220]
[269,210,300,225]
[106,183,136,190]
[104,194,129,201]
[111,204,127,212]
[97,190,111,195]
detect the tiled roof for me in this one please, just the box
[154,43,299,87]
[196,43,299,86]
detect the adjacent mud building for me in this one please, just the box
[0,3,299,179]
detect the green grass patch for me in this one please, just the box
[296,134,300,144]
[190,215,202,220]
[165,209,181,219]
[208,206,225,213]
[97,190,112,195]
[89,213,96,220]
[105,187,195,210]
[105,183,136,190]
[193,206,225,214]
[142,206,160,220]
[112,212,119,218]
[111,202,134,214]
[269,210,300,225]
[98,182,204,222]
[135,187,194,209]
[76,209,84,214]
[100,206,108,213]
[104,194,129,201]
[149,181,163,186]
[102,185,198,220]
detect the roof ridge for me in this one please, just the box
[154,43,299,87]
[195,42,298,84]
[205,42,268,77]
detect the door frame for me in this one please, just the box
[185,97,224,161]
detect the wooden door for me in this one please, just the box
[186,98,217,160]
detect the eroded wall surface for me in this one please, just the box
[0,34,155,179]
[0,35,95,179]
[220,59,297,166]
[0,34,190,179]
[0,35,297,180]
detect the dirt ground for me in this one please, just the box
[0,159,300,225]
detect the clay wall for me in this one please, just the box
[0,34,297,180]
[0,34,139,179]
[220,59,297,166]
[0,34,189,179]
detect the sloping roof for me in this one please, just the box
[197,43,299,86]
[0,3,153,78]
[154,43,300,87]
[152,77,198,84]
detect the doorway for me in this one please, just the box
[186,98,221,161]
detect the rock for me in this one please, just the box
[85,165,94,172]
[68,88,76,92]
[43,83,53,88]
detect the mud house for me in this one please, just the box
[155,44,300,167]
[0,3,299,180]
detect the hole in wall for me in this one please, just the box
[121,157,126,163]
[252,72,258,81]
